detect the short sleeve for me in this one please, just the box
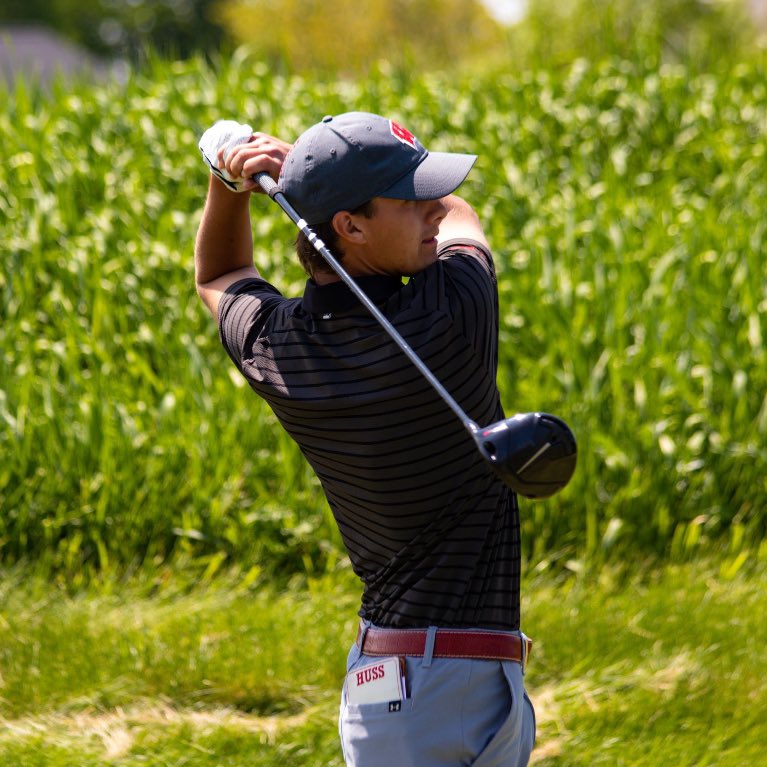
[437,238,497,282]
[436,239,500,371]
[217,277,285,369]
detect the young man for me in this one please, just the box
[195,112,536,767]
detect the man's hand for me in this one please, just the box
[199,120,254,192]
[199,120,292,193]
[218,132,292,192]
[195,124,293,318]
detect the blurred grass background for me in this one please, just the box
[2,44,766,582]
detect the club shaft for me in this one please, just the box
[254,172,478,435]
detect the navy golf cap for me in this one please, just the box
[278,112,477,224]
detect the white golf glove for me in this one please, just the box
[199,119,254,192]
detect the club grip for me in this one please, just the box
[253,171,280,198]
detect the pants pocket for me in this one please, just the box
[470,661,534,767]
[340,705,417,766]
[523,691,536,748]
[339,652,416,767]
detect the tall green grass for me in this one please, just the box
[1,52,766,579]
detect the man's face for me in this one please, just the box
[343,197,448,278]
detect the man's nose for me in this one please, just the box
[426,197,448,222]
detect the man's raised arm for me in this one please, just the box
[195,175,258,317]
[436,194,491,250]
[194,126,292,318]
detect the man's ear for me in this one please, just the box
[332,211,367,245]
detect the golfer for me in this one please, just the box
[195,112,536,766]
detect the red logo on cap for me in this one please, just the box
[390,121,418,149]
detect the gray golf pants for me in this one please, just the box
[338,629,536,766]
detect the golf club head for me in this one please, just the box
[476,412,577,499]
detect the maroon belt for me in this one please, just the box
[357,625,532,667]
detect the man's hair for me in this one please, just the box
[295,199,376,278]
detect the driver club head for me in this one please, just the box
[476,412,577,499]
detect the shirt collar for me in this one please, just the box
[302,274,404,315]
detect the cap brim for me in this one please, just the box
[379,151,477,201]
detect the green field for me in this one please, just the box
[2,38,767,766]
[1,561,765,766]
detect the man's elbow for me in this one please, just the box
[195,280,221,319]
[194,265,260,320]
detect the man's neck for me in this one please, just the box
[312,270,342,286]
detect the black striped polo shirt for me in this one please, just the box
[218,239,521,630]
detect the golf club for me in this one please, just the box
[253,172,577,499]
